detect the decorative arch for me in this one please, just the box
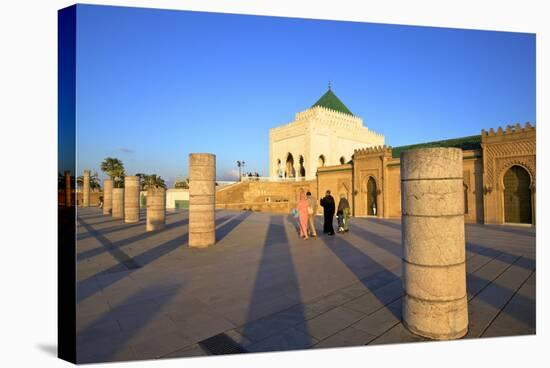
[285,153,295,178]
[318,155,326,168]
[497,160,535,192]
[298,155,306,177]
[501,165,533,224]
[366,176,378,216]
[339,156,346,165]
[360,175,379,192]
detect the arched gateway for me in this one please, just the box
[503,165,532,224]
[367,177,377,216]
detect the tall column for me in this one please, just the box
[401,147,468,340]
[103,179,113,215]
[146,186,166,231]
[124,176,140,223]
[111,188,124,219]
[189,153,216,247]
[82,169,90,207]
[64,170,71,207]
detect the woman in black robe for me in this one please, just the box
[320,190,335,235]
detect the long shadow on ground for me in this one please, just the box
[77,284,185,363]
[468,223,536,238]
[239,215,312,353]
[76,231,188,303]
[316,219,402,319]
[352,218,535,329]
[77,217,189,262]
[215,211,253,243]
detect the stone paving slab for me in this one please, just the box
[482,272,536,337]
[351,298,402,337]
[466,256,535,338]
[75,208,535,363]
[343,279,403,315]
[295,306,366,341]
[313,326,377,349]
[162,343,209,359]
[369,323,427,345]
[246,327,318,353]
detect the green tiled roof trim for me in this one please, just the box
[391,135,482,158]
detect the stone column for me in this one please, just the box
[401,147,468,340]
[124,176,140,223]
[64,171,71,207]
[146,186,166,231]
[103,179,113,215]
[111,188,124,219]
[82,170,90,207]
[189,153,216,247]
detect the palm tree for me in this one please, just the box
[174,178,189,189]
[237,160,245,181]
[100,157,125,188]
[76,172,101,191]
[141,174,167,190]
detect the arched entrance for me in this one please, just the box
[503,165,532,224]
[318,155,326,168]
[299,155,306,177]
[285,153,295,178]
[366,177,377,216]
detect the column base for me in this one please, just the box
[403,294,468,340]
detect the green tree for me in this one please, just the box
[100,157,125,188]
[174,178,189,189]
[141,174,167,190]
[76,172,101,190]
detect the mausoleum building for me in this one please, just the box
[269,88,384,180]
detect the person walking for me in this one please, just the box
[320,190,335,235]
[296,190,310,240]
[306,191,318,238]
[337,194,351,233]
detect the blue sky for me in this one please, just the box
[75,4,535,184]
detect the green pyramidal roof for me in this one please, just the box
[312,89,353,116]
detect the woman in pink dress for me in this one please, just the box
[296,191,309,240]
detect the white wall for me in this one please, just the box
[166,188,189,209]
[270,106,385,180]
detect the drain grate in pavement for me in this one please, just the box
[197,333,247,355]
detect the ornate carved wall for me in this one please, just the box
[481,123,536,224]
[353,146,392,217]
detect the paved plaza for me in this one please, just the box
[76,208,536,363]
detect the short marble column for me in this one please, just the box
[189,153,216,247]
[146,186,166,231]
[64,171,71,207]
[111,188,124,219]
[401,147,468,340]
[103,179,113,215]
[82,170,90,207]
[124,176,140,223]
